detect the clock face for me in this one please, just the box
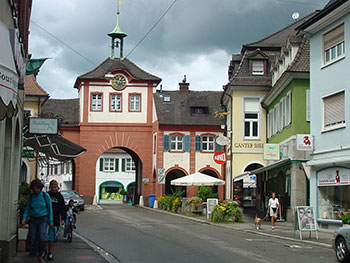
[112,74,127,90]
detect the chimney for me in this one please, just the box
[179,75,189,94]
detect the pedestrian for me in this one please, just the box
[64,199,78,237]
[21,179,53,263]
[44,180,66,261]
[267,192,280,229]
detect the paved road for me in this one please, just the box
[76,205,336,263]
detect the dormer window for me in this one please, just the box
[252,60,265,75]
[163,96,171,102]
[191,107,208,114]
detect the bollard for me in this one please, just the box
[139,196,144,207]
[153,200,158,209]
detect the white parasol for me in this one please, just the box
[170,172,225,186]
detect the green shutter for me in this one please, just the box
[122,159,125,172]
[99,158,104,171]
[195,135,201,152]
[115,159,119,172]
[163,135,170,151]
[184,135,191,152]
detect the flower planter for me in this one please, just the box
[185,203,203,213]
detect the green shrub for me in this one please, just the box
[197,186,218,201]
[210,201,242,223]
[342,214,350,224]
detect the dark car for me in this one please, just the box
[60,190,85,211]
[333,226,350,262]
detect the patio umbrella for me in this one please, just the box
[170,172,225,186]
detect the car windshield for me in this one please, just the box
[61,191,80,197]
[60,191,72,198]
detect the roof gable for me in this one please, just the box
[24,75,49,97]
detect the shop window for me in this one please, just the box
[318,185,350,220]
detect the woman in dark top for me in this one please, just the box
[44,180,66,261]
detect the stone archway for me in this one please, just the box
[200,168,220,194]
[95,147,138,204]
[165,169,186,197]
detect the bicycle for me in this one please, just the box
[66,216,74,243]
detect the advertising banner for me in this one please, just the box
[317,167,350,186]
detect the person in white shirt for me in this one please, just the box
[267,192,280,229]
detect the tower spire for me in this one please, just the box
[108,0,127,59]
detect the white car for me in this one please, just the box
[333,226,350,262]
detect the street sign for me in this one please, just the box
[213,151,226,164]
[29,118,58,135]
[157,168,165,184]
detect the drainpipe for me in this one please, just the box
[222,86,233,200]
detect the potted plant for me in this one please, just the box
[119,189,128,204]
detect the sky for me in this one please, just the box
[29,0,328,99]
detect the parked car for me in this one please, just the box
[333,226,350,262]
[60,190,85,211]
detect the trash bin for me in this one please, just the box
[149,194,156,208]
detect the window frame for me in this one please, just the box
[125,158,136,172]
[252,60,265,75]
[129,93,141,112]
[201,134,215,153]
[90,92,103,112]
[322,90,345,132]
[104,158,115,172]
[169,133,184,152]
[110,93,123,112]
[322,23,345,67]
[243,97,260,139]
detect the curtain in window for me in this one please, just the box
[324,23,344,50]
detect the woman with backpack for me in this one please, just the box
[21,179,53,263]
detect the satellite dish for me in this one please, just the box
[292,12,300,20]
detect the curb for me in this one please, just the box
[140,206,332,249]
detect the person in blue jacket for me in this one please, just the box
[21,179,53,263]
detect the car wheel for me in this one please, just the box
[336,237,350,262]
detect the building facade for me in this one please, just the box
[0,1,31,261]
[299,0,350,230]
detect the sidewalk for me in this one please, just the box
[143,206,334,249]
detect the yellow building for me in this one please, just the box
[22,74,49,183]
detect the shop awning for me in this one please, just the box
[307,156,350,167]
[24,134,86,161]
[301,163,311,179]
[0,21,19,120]
[249,158,291,175]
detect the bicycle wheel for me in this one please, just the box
[67,224,73,243]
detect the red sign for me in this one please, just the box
[213,151,226,164]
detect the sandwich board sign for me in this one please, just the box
[206,198,218,219]
[294,206,318,240]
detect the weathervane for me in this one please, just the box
[108,0,127,59]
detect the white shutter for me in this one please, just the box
[282,97,286,127]
[324,91,345,128]
[306,90,310,122]
[244,98,259,112]
[286,92,292,125]
[267,112,270,138]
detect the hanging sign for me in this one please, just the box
[157,168,165,184]
[213,151,226,164]
[29,118,58,135]
[296,134,313,151]
[317,167,350,186]
[263,144,280,160]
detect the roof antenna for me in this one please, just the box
[159,84,163,97]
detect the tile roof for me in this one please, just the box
[74,57,161,88]
[41,99,79,126]
[24,75,49,97]
[154,90,224,126]
[287,37,309,72]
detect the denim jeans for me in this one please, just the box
[29,216,48,257]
